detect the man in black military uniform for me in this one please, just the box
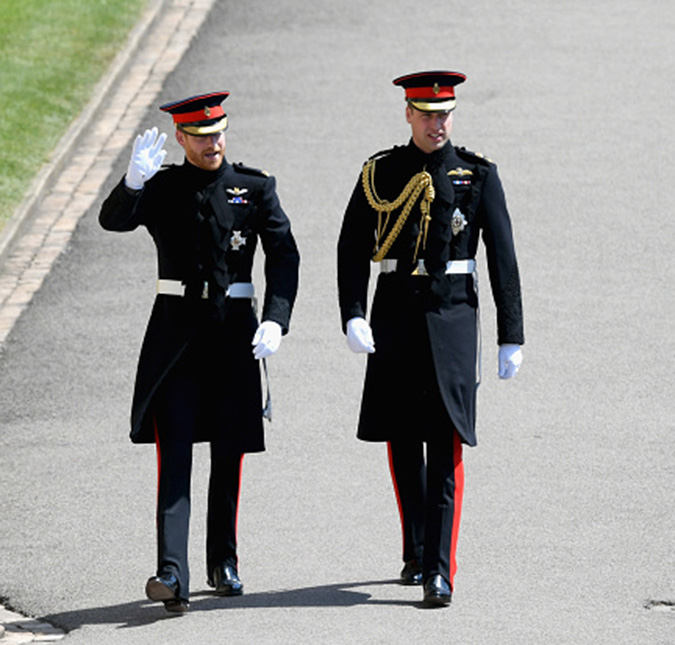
[337,71,524,607]
[100,91,300,613]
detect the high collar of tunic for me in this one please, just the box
[406,139,453,171]
[181,157,228,190]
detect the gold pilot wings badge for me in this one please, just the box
[448,167,473,176]
[448,167,473,186]
[226,187,249,204]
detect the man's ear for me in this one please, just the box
[405,104,413,124]
[175,128,185,147]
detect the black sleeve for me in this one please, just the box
[337,173,375,332]
[258,176,300,333]
[479,164,525,345]
[98,177,146,232]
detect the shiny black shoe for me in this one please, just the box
[146,574,179,602]
[210,564,244,596]
[400,560,423,586]
[423,575,452,607]
[163,598,189,613]
[146,574,189,613]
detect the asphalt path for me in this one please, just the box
[1,0,673,643]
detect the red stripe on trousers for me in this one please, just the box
[153,415,162,526]
[449,431,464,587]
[235,454,244,552]
[386,442,406,558]
[386,434,465,588]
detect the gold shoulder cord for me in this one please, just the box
[362,158,435,262]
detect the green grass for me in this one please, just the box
[0,0,149,230]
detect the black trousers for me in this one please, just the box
[387,430,464,589]
[153,367,243,603]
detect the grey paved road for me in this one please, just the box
[1,0,673,643]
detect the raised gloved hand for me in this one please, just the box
[125,127,167,190]
[498,344,523,379]
[252,321,282,360]
[346,317,375,354]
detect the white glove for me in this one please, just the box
[125,127,167,190]
[346,317,375,354]
[498,344,523,380]
[252,321,282,360]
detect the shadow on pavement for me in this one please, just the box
[45,579,432,631]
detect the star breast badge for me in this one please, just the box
[451,208,468,236]
[226,187,249,204]
[230,230,247,250]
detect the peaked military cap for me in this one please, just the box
[393,71,466,112]
[159,91,230,135]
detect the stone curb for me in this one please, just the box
[0,0,217,641]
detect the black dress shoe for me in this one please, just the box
[211,564,243,596]
[164,598,189,613]
[423,575,452,607]
[146,574,189,613]
[146,574,179,602]
[400,560,423,586]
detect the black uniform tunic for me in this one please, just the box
[100,158,300,452]
[338,140,523,447]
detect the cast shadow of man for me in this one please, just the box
[45,578,433,633]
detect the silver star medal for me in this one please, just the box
[451,208,468,236]
[230,230,247,250]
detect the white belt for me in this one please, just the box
[157,279,254,299]
[379,259,476,275]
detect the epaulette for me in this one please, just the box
[366,145,404,162]
[233,161,269,177]
[456,146,494,166]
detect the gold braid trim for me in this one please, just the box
[362,158,435,262]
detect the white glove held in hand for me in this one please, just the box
[498,344,523,380]
[252,321,282,360]
[125,127,167,190]
[346,317,375,354]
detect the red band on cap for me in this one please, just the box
[171,105,225,124]
[405,86,456,100]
